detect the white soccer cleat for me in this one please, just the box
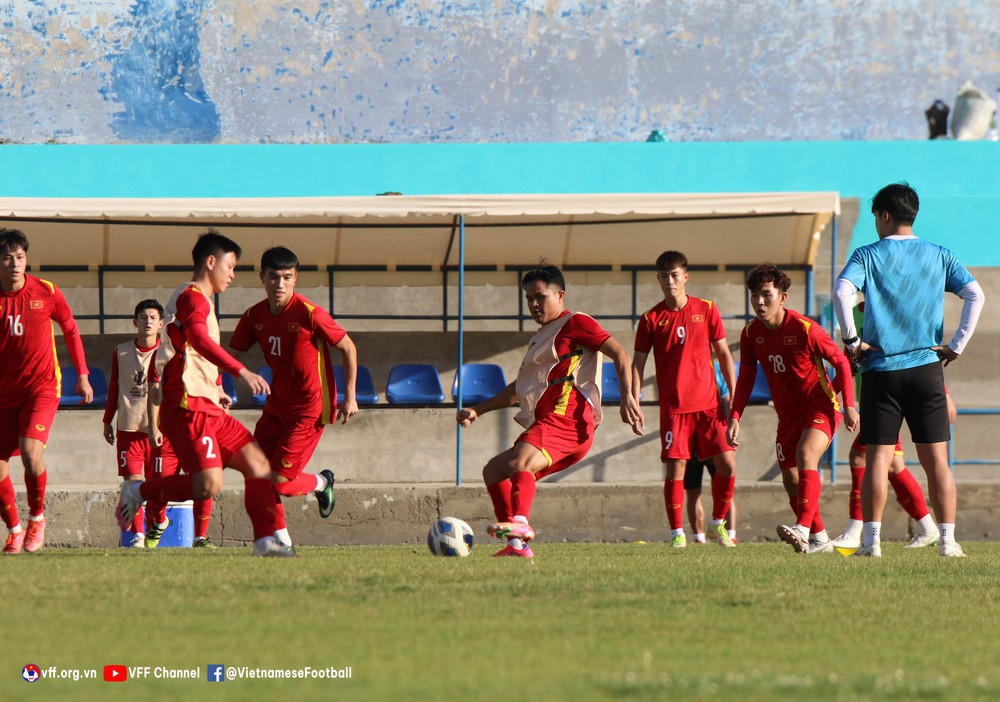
[850,544,882,558]
[252,537,298,558]
[831,532,861,550]
[940,542,966,558]
[807,537,834,554]
[905,531,941,548]
[776,524,808,553]
[115,481,144,531]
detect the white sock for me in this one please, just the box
[28,513,44,522]
[728,529,736,540]
[9,524,22,534]
[811,529,829,543]
[507,537,524,550]
[939,523,956,546]
[512,514,529,525]
[274,528,291,546]
[916,514,937,536]
[314,474,327,492]
[844,519,863,538]
[709,518,724,527]
[693,533,706,543]
[862,521,881,547]
[671,528,685,538]
[156,520,168,530]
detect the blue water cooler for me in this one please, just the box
[120,501,194,547]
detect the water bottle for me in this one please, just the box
[991,88,1000,141]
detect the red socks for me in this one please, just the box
[487,480,512,522]
[664,479,684,530]
[244,477,280,540]
[24,470,46,517]
[889,468,930,520]
[510,471,536,520]
[849,466,864,521]
[710,474,736,521]
[0,475,19,529]
[273,495,287,531]
[273,473,321,497]
[194,498,213,538]
[140,474,195,503]
[796,470,821,531]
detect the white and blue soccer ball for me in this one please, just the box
[427,517,474,557]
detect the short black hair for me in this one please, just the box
[521,264,566,291]
[260,246,300,272]
[0,228,29,255]
[192,229,242,268]
[655,250,688,272]
[871,182,919,224]
[133,298,164,319]
[746,263,791,293]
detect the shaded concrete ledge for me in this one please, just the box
[16,482,1000,549]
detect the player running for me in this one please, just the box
[115,230,294,557]
[457,264,643,558]
[1,228,93,555]
[727,264,859,554]
[229,246,357,548]
[631,251,738,548]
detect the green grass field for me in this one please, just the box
[7,542,1000,702]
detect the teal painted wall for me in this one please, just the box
[2,141,998,262]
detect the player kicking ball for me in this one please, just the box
[457,264,643,558]
[115,231,293,557]
[727,264,859,554]
[1,228,93,554]
[229,246,358,548]
[631,250,738,548]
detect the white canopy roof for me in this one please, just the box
[0,192,839,270]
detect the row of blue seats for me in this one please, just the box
[62,362,773,408]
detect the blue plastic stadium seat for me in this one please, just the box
[602,362,622,403]
[386,364,445,405]
[747,362,772,404]
[60,366,110,406]
[333,365,380,404]
[452,363,507,404]
[252,366,272,406]
[221,372,239,405]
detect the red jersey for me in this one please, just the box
[730,308,854,422]
[158,283,244,415]
[526,311,610,423]
[634,297,726,413]
[230,294,346,423]
[0,275,88,408]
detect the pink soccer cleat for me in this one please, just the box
[494,544,534,559]
[24,518,45,553]
[4,530,25,555]
[487,521,535,542]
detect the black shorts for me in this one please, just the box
[860,361,949,444]
[683,455,716,491]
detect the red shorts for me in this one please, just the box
[116,430,151,478]
[775,407,841,470]
[254,409,325,480]
[159,408,254,474]
[0,394,60,461]
[147,435,181,479]
[517,412,594,480]
[849,434,904,456]
[659,406,731,462]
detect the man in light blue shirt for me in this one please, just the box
[834,182,985,558]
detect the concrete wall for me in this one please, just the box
[3,2,1000,144]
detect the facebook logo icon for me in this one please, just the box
[207,665,226,682]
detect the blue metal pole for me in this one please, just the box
[456,214,466,486]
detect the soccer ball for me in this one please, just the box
[427,517,474,557]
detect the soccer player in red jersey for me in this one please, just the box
[727,264,859,554]
[457,265,643,558]
[102,299,215,548]
[0,228,93,555]
[631,251,738,548]
[229,246,357,547]
[114,230,294,557]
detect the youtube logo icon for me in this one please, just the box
[103,665,128,682]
